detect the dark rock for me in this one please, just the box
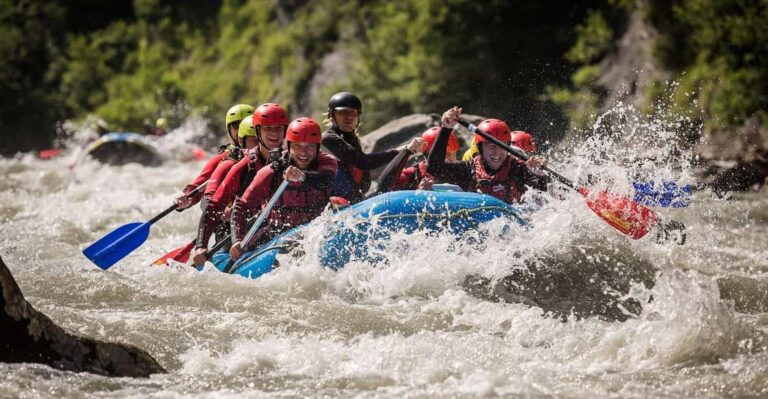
[697,117,768,193]
[360,113,486,154]
[0,255,165,377]
[361,114,439,154]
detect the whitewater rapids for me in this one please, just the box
[1,115,767,398]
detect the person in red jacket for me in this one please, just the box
[427,106,549,204]
[191,103,289,265]
[391,127,462,191]
[229,117,338,260]
[175,104,255,210]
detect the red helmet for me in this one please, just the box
[286,118,322,144]
[253,103,289,127]
[511,131,536,153]
[421,127,460,153]
[475,119,511,144]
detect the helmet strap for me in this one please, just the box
[228,123,239,146]
[255,126,267,148]
[330,110,340,130]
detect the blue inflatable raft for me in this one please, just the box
[211,190,528,279]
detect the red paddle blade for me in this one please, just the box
[578,187,659,239]
[152,241,195,266]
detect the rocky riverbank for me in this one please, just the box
[0,255,165,377]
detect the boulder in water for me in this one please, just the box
[360,113,487,154]
[0,255,165,377]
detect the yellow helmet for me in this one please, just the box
[225,104,255,130]
[237,116,256,138]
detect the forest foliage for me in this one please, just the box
[0,0,765,153]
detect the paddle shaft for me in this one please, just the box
[149,180,211,221]
[149,181,211,223]
[367,148,412,198]
[202,210,262,261]
[458,120,575,189]
[84,180,210,269]
[223,180,290,273]
[241,179,290,250]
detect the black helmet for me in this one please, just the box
[328,92,362,114]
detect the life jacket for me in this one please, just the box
[266,157,332,230]
[223,144,244,163]
[237,147,267,197]
[346,164,365,186]
[468,156,526,204]
[402,161,434,190]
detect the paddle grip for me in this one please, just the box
[204,210,262,261]
[207,236,231,259]
[458,119,575,189]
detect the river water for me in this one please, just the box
[1,116,767,398]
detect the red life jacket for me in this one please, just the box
[237,147,267,197]
[402,161,435,189]
[347,164,365,186]
[265,158,333,229]
[267,183,330,228]
[469,156,527,204]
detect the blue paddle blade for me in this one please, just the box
[82,222,151,270]
[633,181,693,208]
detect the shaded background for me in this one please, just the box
[0,0,766,155]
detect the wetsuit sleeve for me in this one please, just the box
[426,127,474,187]
[204,159,235,198]
[195,200,223,249]
[231,167,274,242]
[321,132,398,170]
[302,152,338,188]
[511,159,551,191]
[211,157,249,208]
[376,148,412,193]
[181,153,224,207]
[197,159,252,248]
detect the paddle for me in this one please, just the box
[223,179,290,273]
[367,148,412,198]
[83,182,208,270]
[632,181,693,208]
[458,119,681,242]
[151,240,195,266]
